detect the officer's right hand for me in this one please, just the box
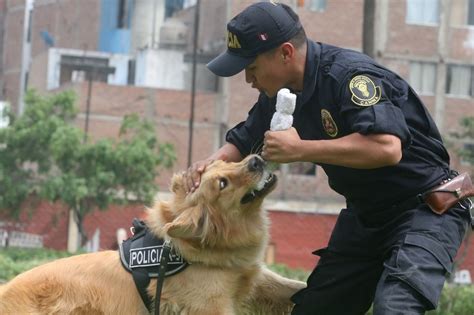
[184,159,215,194]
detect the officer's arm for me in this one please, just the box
[262,128,401,169]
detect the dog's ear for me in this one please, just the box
[165,206,203,239]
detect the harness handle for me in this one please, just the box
[154,240,171,315]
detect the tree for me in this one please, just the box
[0,90,176,251]
[448,116,474,282]
[453,117,474,168]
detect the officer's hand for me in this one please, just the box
[262,127,302,163]
[184,159,214,194]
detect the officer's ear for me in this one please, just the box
[280,42,295,63]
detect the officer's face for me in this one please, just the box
[244,51,286,97]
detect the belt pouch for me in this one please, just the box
[423,173,474,215]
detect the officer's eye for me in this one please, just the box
[219,178,228,190]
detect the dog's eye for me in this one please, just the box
[219,178,228,190]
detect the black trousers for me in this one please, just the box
[291,200,471,315]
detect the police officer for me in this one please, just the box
[185,2,472,314]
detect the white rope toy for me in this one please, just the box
[270,88,296,131]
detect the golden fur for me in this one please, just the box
[0,155,306,314]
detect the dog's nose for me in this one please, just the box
[248,156,264,172]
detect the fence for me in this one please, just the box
[0,229,43,248]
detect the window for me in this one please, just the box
[0,102,10,128]
[409,62,436,95]
[451,0,474,26]
[406,0,440,25]
[117,0,130,29]
[165,0,184,18]
[71,70,86,83]
[59,55,110,85]
[183,0,197,9]
[469,0,474,25]
[308,0,327,12]
[446,65,474,97]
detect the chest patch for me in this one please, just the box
[349,75,381,106]
[129,245,186,269]
[321,109,338,137]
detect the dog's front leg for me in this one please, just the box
[245,267,306,315]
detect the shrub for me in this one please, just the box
[0,247,76,281]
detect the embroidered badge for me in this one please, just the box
[130,245,185,269]
[227,31,241,49]
[349,75,381,107]
[321,109,338,137]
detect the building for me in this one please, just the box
[0,0,473,277]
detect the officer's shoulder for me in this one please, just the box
[322,47,386,81]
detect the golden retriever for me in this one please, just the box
[0,155,306,314]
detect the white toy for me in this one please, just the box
[270,88,296,131]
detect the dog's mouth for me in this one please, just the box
[241,171,277,204]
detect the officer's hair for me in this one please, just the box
[290,28,307,50]
[263,28,307,56]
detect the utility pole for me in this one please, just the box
[187,0,201,168]
[18,0,35,115]
[434,0,451,133]
[362,0,376,58]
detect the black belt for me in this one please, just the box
[391,194,425,212]
[353,194,425,226]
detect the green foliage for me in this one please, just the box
[0,90,176,244]
[0,247,77,281]
[431,284,474,315]
[451,116,474,168]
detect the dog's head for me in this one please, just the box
[148,155,277,264]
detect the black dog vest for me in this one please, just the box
[119,219,188,312]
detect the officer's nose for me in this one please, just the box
[247,155,265,173]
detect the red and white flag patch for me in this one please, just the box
[258,33,268,41]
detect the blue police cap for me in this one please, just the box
[207,1,302,77]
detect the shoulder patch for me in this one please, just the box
[349,75,381,106]
[321,109,338,137]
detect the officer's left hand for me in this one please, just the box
[262,127,302,163]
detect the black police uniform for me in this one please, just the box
[225,40,471,314]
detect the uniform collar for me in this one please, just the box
[292,40,320,114]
